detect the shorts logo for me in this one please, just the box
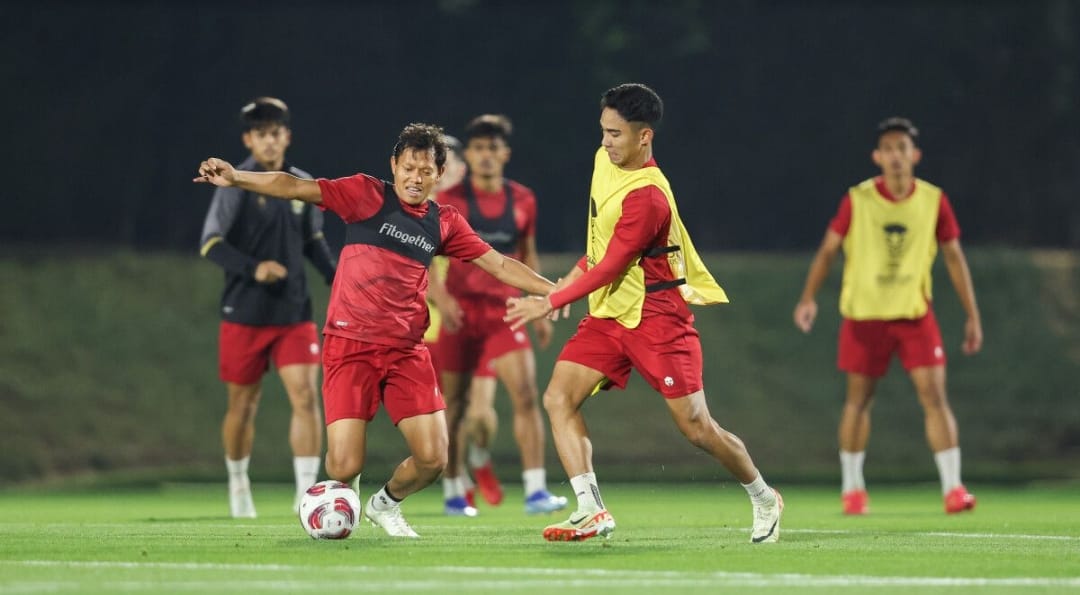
[664,376,674,387]
[934,346,944,359]
[309,343,319,355]
[335,320,349,328]
[514,331,527,344]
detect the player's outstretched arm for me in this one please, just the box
[794,229,843,333]
[194,157,323,203]
[471,248,554,296]
[940,239,983,354]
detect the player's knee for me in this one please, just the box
[542,387,571,417]
[287,384,319,413]
[325,451,362,481]
[510,384,539,412]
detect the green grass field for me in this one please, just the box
[1,482,1078,594]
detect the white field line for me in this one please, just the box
[1,560,1079,589]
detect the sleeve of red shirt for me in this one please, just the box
[828,194,852,237]
[936,192,961,242]
[438,204,493,261]
[315,173,385,223]
[549,186,668,309]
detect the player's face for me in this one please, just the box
[463,136,510,179]
[872,131,922,177]
[600,107,650,168]
[435,150,467,192]
[242,125,291,168]
[391,148,444,205]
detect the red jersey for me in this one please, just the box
[549,159,690,321]
[829,177,960,242]
[317,174,491,347]
[437,178,537,304]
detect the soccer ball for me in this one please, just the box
[298,480,362,540]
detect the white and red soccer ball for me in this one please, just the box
[298,480,361,539]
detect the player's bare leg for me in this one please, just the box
[365,411,448,538]
[222,382,261,518]
[463,376,502,506]
[910,365,974,513]
[666,390,782,543]
[540,361,614,541]
[278,363,323,510]
[440,370,477,516]
[493,348,567,513]
[839,373,876,514]
[324,418,368,488]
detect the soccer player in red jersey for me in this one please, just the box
[198,98,337,518]
[196,123,559,538]
[505,84,783,543]
[429,115,566,517]
[793,117,983,515]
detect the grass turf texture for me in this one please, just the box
[1,483,1078,594]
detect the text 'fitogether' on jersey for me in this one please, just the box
[436,178,537,305]
[316,173,492,348]
[199,157,337,327]
[829,176,960,321]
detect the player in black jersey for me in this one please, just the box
[199,97,337,518]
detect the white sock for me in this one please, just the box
[742,473,776,507]
[840,450,866,493]
[934,447,962,494]
[569,472,603,511]
[370,485,399,511]
[522,468,546,496]
[293,456,320,499]
[225,456,250,487]
[442,476,465,500]
[468,444,491,469]
[350,474,361,496]
[461,473,475,492]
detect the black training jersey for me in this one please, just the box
[199,157,337,326]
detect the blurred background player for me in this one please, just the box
[195,123,559,538]
[429,114,567,516]
[198,97,337,518]
[793,117,983,515]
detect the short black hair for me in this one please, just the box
[392,123,448,169]
[877,117,919,143]
[240,97,290,132]
[463,114,513,144]
[600,83,663,128]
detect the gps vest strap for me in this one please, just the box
[344,181,442,266]
[641,244,685,293]
[461,179,518,254]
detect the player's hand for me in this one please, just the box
[962,316,983,355]
[532,318,554,349]
[793,299,817,333]
[545,278,572,321]
[194,158,238,186]
[505,295,553,330]
[254,260,288,283]
[433,294,464,333]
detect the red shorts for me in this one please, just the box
[838,308,946,377]
[557,314,703,398]
[218,321,320,385]
[322,334,445,425]
[434,299,531,379]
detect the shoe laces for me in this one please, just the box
[381,505,414,534]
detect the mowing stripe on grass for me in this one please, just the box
[4,560,1079,589]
